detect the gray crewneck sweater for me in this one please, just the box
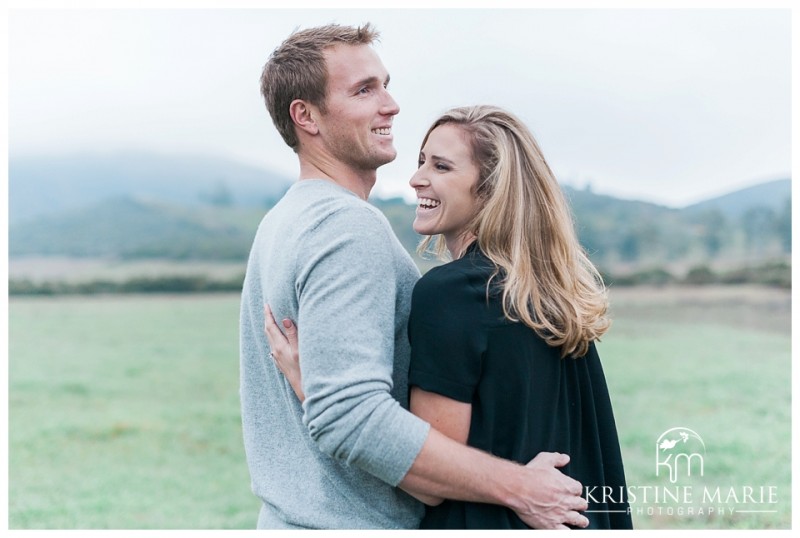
[239,179,430,529]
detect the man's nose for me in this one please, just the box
[381,88,400,116]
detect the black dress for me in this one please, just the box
[408,243,632,529]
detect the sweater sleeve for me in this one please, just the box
[295,205,430,486]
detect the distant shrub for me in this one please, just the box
[9,279,57,295]
[719,261,791,288]
[74,280,119,294]
[756,261,791,288]
[120,276,209,293]
[683,265,717,285]
[632,267,675,286]
[8,274,245,296]
[602,267,676,287]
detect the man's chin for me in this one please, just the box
[375,150,398,168]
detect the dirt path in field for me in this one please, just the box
[608,285,791,335]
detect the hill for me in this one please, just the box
[9,178,790,267]
[684,178,791,219]
[8,152,293,224]
[9,196,266,260]
[562,185,686,262]
[7,149,791,282]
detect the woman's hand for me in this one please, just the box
[264,305,304,402]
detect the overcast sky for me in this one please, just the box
[7,7,792,207]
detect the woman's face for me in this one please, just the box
[409,124,482,254]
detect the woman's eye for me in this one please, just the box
[435,163,450,171]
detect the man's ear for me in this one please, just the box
[289,99,319,136]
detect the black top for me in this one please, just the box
[408,243,632,530]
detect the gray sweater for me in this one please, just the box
[239,179,430,529]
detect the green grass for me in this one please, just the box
[7,287,791,529]
[598,286,791,529]
[8,294,259,528]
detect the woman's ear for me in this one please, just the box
[289,99,319,136]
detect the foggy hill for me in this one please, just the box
[9,196,266,260]
[8,151,293,224]
[684,178,790,218]
[8,156,791,267]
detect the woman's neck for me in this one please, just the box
[446,232,477,260]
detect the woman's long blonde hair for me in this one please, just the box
[419,105,610,358]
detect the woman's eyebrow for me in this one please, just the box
[430,154,456,165]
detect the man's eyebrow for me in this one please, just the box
[351,74,390,91]
[351,76,378,89]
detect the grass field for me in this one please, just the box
[7,286,791,529]
[7,294,258,528]
[600,285,791,529]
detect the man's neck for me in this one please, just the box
[298,155,376,201]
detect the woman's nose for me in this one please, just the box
[409,168,429,188]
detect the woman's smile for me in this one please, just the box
[416,197,442,211]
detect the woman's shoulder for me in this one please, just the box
[414,246,497,311]
[413,262,463,302]
[417,252,487,289]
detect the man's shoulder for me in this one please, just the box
[310,199,390,243]
[281,179,360,209]
[274,180,386,235]
[291,180,384,217]
[280,186,399,262]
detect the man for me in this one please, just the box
[239,23,589,529]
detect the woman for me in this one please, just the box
[265,105,632,529]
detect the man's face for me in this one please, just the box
[315,44,400,173]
